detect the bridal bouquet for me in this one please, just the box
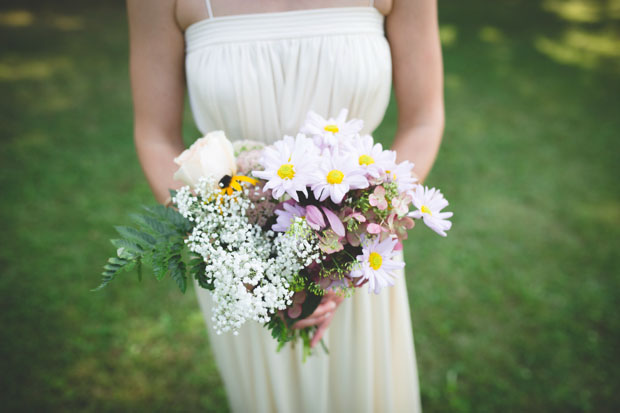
[97,109,453,356]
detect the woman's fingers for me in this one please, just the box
[291,296,336,329]
[291,291,344,330]
[310,313,334,348]
[291,312,331,329]
[292,302,336,329]
[311,300,337,318]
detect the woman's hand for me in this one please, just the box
[291,291,344,348]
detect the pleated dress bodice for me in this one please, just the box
[184,6,392,141]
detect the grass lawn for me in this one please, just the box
[1,1,618,411]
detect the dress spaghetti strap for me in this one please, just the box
[204,0,214,19]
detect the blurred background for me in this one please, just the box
[1,0,619,411]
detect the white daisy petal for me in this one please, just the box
[408,185,453,236]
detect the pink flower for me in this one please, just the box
[271,201,345,237]
[304,205,325,231]
[390,193,412,217]
[346,224,365,246]
[385,213,415,241]
[342,207,366,224]
[369,186,388,210]
[304,204,345,237]
[366,223,386,235]
[321,206,345,237]
[246,185,277,227]
[318,229,344,254]
[236,149,264,175]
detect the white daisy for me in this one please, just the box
[310,150,369,204]
[300,108,363,149]
[252,134,316,202]
[343,134,395,178]
[384,156,418,193]
[350,236,404,294]
[408,185,453,237]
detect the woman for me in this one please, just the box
[127,0,444,411]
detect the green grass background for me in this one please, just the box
[1,0,619,411]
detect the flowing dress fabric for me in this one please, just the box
[185,7,421,412]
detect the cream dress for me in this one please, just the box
[185,3,421,412]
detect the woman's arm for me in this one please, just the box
[127,0,186,203]
[386,0,445,183]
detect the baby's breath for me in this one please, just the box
[173,177,320,334]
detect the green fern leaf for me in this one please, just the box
[114,226,157,247]
[92,257,140,291]
[151,245,170,281]
[143,205,191,233]
[168,255,187,293]
[129,213,177,237]
[190,256,212,290]
[110,238,144,256]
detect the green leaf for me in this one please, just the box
[190,256,212,291]
[92,256,140,291]
[143,205,191,233]
[103,263,121,272]
[129,213,177,237]
[97,202,192,291]
[114,226,157,247]
[110,239,144,255]
[108,257,128,266]
[168,255,187,293]
[151,246,170,281]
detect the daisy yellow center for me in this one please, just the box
[358,154,375,166]
[277,164,295,180]
[324,124,339,133]
[369,252,383,270]
[326,169,344,184]
[421,205,432,215]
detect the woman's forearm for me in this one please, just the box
[391,122,444,184]
[134,131,186,204]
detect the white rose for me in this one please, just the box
[173,131,237,187]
